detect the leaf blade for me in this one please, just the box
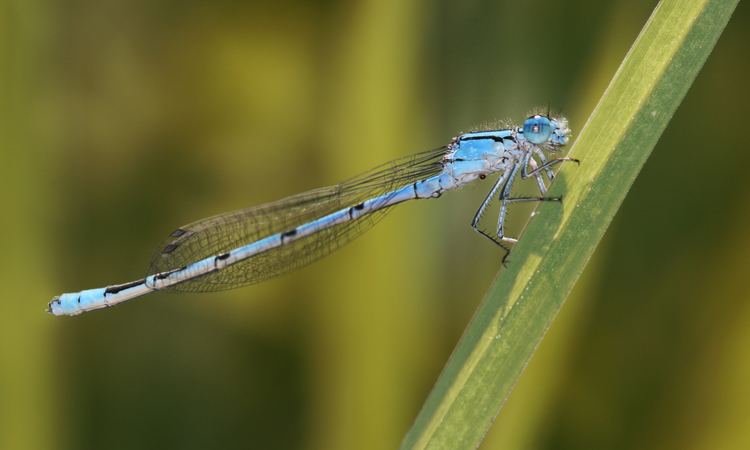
[401,0,740,448]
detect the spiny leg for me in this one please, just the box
[471,168,510,230]
[506,196,562,202]
[475,228,512,261]
[471,169,512,258]
[522,156,579,179]
[527,155,548,195]
[494,153,578,264]
[496,164,564,248]
[532,147,556,181]
[495,195,564,265]
[496,163,522,246]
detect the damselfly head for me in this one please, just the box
[522,114,571,148]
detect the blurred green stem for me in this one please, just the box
[400,0,739,448]
[0,2,58,450]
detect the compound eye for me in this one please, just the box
[523,115,552,144]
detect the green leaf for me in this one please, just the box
[400,0,740,448]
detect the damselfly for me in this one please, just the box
[49,114,575,316]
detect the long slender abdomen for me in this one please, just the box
[48,175,449,316]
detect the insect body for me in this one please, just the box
[49,114,574,316]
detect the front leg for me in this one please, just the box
[522,156,579,179]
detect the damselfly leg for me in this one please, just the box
[470,151,575,265]
[470,167,513,255]
[522,157,579,179]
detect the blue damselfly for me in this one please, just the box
[49,114,575,316]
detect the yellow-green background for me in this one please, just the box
[1,1,748,449]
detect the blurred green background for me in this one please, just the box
[1,0,748,449]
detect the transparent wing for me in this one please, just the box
[148,147,448,292]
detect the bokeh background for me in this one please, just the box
[1,0,748,449]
